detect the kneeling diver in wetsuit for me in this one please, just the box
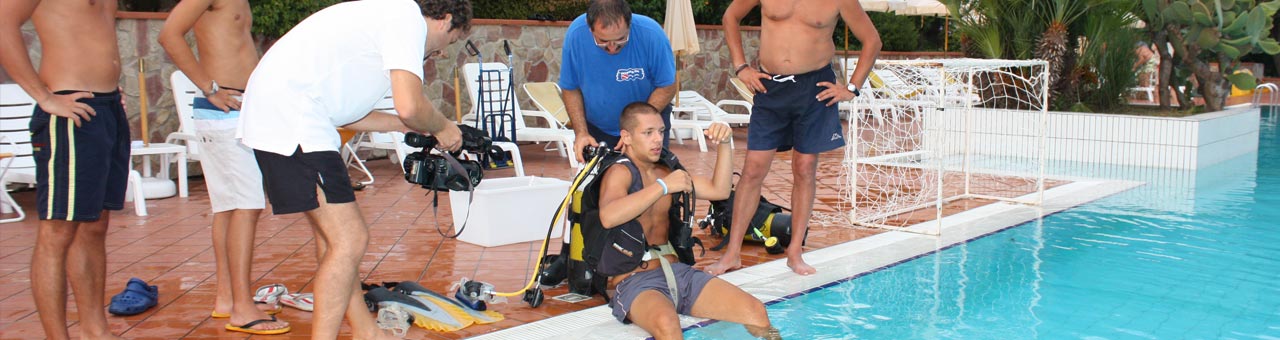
[596,102,779,339]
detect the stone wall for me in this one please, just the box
[410,20,764,124]
[2,15,955,140]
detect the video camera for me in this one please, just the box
[402,124,493,191]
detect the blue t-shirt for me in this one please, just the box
[558,14,676,136]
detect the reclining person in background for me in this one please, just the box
[597,102,778,340]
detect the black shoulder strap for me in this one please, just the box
[658,149,683,171]
[614,156,645,194]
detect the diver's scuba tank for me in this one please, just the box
[537,145,610,296]
[564,149,606,296]
[700,189,800,255]
[751,209,793,255]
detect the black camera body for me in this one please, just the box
[403,125,493,191]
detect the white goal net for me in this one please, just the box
[840,59,1049,235]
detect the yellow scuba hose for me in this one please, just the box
[490,154,603,298]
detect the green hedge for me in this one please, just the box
[251,0,340,39]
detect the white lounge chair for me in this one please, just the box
[677,90,750,127]
[165,71,204,164]
[0,84,35,223]
[522,82,571,129]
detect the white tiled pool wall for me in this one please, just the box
[925,106,1261,171]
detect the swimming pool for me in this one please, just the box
[686,111,1280,339]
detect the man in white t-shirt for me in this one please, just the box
[237,0,470,338]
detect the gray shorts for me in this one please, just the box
[610,262,714,323]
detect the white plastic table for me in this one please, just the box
[128,142,188,216]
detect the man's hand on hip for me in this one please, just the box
[206,89,243,112]
[815,82,857,107]
[38,92,97,127]
[738,68,771,94]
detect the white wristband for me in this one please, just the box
[655,178,668,195]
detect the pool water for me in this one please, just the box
[686,111,1280,339]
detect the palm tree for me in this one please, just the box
[1034,0,1093,90]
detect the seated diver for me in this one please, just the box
[598,102,780,339]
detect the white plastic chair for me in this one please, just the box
[0,138,25,223]
[668,107,710,152]
[165,71,204,163]
[1132,71,1157,101]
[343,94,398,185]
[462,62,578,168]
[672,91,738,150]
[677,91,750,127]
[0,85,36,223]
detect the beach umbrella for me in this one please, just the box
[901,0,947,16]
[861,0,907,12]
[899,0,950,51]
[664,0,699,106]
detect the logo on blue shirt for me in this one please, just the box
[616,68,646,82]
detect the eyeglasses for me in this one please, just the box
[594,34,630,49]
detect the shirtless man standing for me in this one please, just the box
[0,1,130,339]
[160,0,289,334]
[707,0,880,276]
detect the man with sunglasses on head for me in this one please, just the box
[559,0,677,161]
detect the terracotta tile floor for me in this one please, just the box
[0,125,1025,339]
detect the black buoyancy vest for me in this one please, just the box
[582,151,700,277]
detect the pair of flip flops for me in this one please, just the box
[224,315,290,335]
[280,293,314,311]
[257,284,314,312]
[210,283,286,318]
[108,278,158,316]
[222,284,292,335]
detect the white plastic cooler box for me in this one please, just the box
[448,176,570,247]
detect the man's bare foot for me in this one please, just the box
[786,252,817,276]
[705,256,742,276]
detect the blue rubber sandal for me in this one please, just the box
[108,278,158,316]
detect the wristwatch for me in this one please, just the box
[847,84,861,97]
[207,80,220,97]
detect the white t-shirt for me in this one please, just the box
[238,0,427,156]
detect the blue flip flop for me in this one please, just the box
[108,277,158,316]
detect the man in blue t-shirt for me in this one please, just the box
[559,0,677,162]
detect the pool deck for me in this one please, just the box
[0,114,1198,340]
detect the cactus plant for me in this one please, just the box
[1144,0,1280,111]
